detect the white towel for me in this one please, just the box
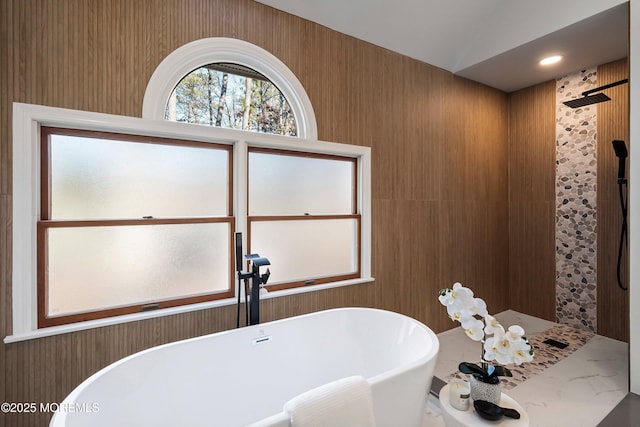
[283,376,377,427]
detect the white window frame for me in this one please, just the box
[7,102,372,343]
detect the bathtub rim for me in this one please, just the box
[50,306,439,426]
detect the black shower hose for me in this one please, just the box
[616,180,628,291]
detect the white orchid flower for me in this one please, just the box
[446,299,474,324]
[447,289,483,323]
[483,336,497,361]
[483,314,504,335]
[452,282,474,299]
[472,297,488,317]
[438,282,534,369]
[446,302,464,322]
[462,318,485,341]
[438,289,454,306]
[495,352,513,365]
[491,333,516,365]
[483,325,505,360]
[506,325,525,342]
[440,282,474,307]
[511,340,534,364]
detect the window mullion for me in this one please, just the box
[234,138,248,249]
[39,217,233,227]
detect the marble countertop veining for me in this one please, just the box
[423,310,628,427]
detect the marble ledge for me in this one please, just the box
[425,310,628,427]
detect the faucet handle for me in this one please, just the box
[261,268,271,285]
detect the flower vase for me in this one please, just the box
[469,375,501,405]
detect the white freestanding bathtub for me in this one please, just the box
[50,307,439,427]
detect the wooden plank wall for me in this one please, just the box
[0,0,510,424]
[507,81,557,321]
[597,58,630,342]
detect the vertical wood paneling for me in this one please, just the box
[597,59,630,342]
[0,1,509,425]
[508,81,557,321]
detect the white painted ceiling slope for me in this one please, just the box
[255,0,629,93]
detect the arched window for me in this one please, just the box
[143,38,317,139]
[166,63,297,136]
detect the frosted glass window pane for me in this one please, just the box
[250,219,357,284]
[249,152,354,215]
[46,223,230,316]
[50,134,229,219]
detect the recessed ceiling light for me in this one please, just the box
[540,55,562,66]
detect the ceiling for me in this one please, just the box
[254,0,629,93]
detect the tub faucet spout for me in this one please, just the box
[248,256,270,325]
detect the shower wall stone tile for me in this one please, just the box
[555,69,598,332]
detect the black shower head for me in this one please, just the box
[562,78,628,109]
[612,140,628,184]
[563,93,611,108]
[612,140,628,158]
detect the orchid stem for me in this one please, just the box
[481,339,488,372]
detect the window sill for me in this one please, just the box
[3,277,374,343]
